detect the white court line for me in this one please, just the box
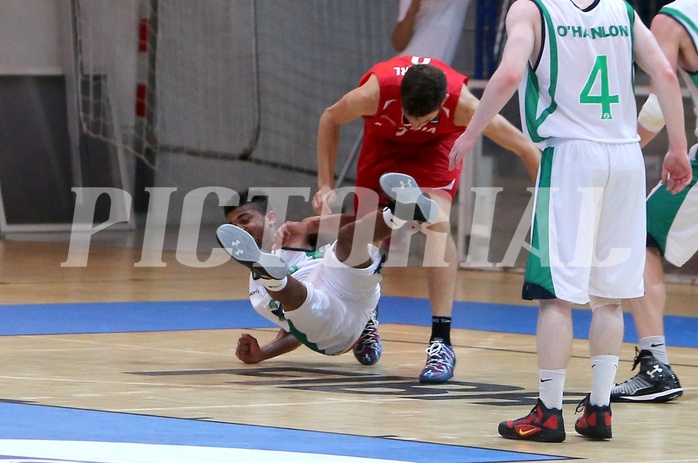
[0,440,411,463]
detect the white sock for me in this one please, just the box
[261,276,288,292]
[640,336,669,365]
[382,207,406,229]
[590,355,618,407]
[539,368,566,410]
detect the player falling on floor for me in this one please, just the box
[218,173,438,365]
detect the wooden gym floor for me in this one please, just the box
[0,236,697,462]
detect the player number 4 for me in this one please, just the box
[580,55,619,120]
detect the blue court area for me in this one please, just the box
[0,402,564,463]
[1,296,697,348]
[0,296,694,462]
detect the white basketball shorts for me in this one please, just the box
[284,242,382,355]
[523,140,646,305]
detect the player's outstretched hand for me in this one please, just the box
[448,131,478,171]
[662,147,693,194]
[312,185,337,215]
[235,333,262,364]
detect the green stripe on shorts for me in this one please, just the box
[287,320,325,354]
[524,147,556,298]
[647,157,698,254]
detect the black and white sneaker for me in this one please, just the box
[611,348,683,403]
[216,224,288,280]
[379,173,439,223]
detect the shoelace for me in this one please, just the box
[425,341,453,367]
[358,321,380,347]
[525,402,541,418]
[624,348,671,380]
[630,346,643,371]
[575,394,590,414]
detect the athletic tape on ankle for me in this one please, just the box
[262,276,288,292]
[382,207,406,229]
[638,93,665,133]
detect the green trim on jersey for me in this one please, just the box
[287,248,325,275]
[624,1,635,46]
[524,146,556,295]
[524,0,559,142]
[287,320,325,354]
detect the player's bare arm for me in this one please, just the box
[639,14,695,146]
[451,85,540,180]
[452,2,540,179]
[484,117,541,181]
[634,12,691,193]
[236,330,302,364]
[655,14,698,74]
[392,0,422,52]
[274,214,356,250]
[451,84,478,128]
[448,0,537,170]
[314,76,380,214]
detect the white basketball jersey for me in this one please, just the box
[659,0,698,137]
[519,0,638,145]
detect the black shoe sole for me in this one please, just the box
[216,224,288,280]
[498,423,566,443]
[379,173,439,223]
[575,425,612,439]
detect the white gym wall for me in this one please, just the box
[0,0,64,75]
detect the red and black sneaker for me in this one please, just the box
[498,399,566,442]
[574,395,612,439]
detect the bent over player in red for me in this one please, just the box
[314,55,541,383]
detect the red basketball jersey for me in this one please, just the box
[359,55,468,143]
